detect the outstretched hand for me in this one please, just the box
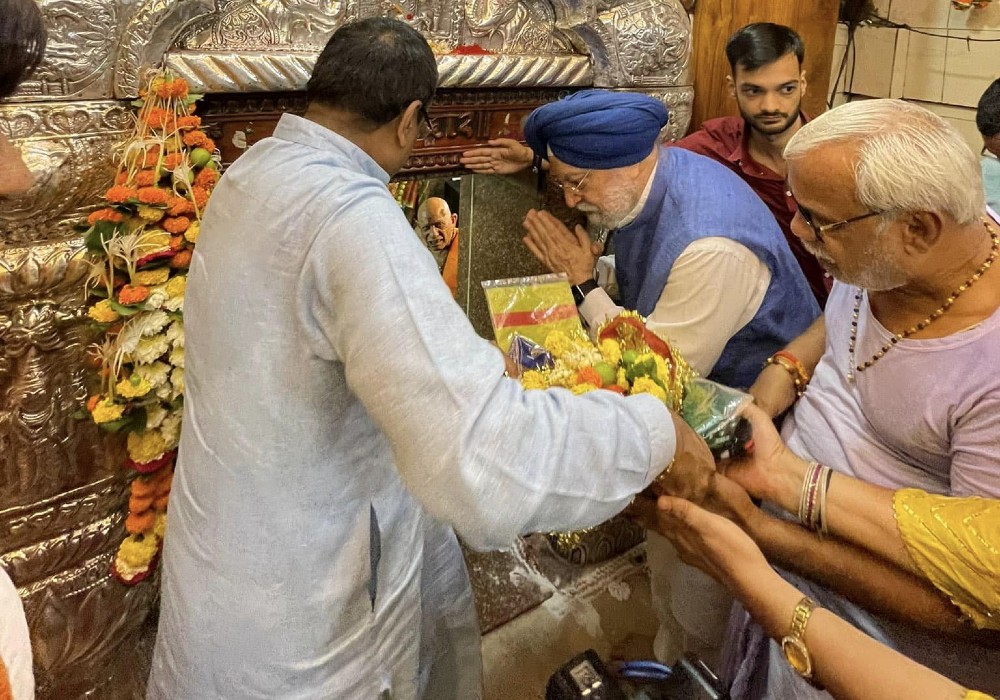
[650,491,770,594]
[522,209,600,285]
[460,138,534,175]
[723,403,808,513]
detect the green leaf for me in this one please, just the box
[625,358,656,385]
[98,406,147,434]
[108,299,143,316]
[131,406,148,433]
[84,220,123,254]
[98,416,132,433]
[131,99,145,107]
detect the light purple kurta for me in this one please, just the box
[147,114,676,700]
[728,278,1000,699]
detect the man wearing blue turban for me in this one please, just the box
[463,88,818,389]
[462,88,821,667]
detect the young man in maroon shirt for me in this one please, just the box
[674,23,830,306]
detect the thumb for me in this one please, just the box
[658,494,712,532]
[657,495,690,520]
[740,400,770,426]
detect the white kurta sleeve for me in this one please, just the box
[299,193,677,550]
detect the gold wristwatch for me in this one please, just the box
[780,596,821,687]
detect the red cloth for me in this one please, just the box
[673,116,831,307]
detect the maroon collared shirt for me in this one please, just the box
[673,116,831,307]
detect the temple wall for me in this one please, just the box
[829,0,1000,153]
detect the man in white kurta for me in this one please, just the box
[147,18,691,700]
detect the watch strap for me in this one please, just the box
[572,279,599,306]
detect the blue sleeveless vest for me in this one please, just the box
[614,147,820,389]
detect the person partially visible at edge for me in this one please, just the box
[728,98,1000,699]
[0,2,46,699]
[0,0,45,197]
[147,17,715,700]
[673,22,831,307]
[976,78,1000,213]
[632,437,999,700]
[725,402,1000,644]
[416,196,460,297]
[463,88,821,666]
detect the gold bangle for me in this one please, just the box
[764,354,809,398]
[653,457,676,490]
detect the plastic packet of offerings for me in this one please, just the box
[481,273,584,353]
[680,378,754,459]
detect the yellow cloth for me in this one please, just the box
[964,692,996,700]
[894,490,1000,630]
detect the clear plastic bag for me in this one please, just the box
[680,378,754,459]
[481,273,584,353]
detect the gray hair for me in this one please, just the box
[784,99,983,224]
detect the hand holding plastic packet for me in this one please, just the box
[483,273,754,459]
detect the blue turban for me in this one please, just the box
[524,90,669,170]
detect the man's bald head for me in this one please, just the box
[417,197,458,251]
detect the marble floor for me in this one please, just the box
[80,537,659,700]
[482,543,659,699]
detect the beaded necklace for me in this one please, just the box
[848,217,999,381]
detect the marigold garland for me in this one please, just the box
[515,311,692,411]
[81,70,216,585]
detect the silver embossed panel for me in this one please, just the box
[0,101,131,246]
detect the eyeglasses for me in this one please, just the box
[792,196,883,243]
[417,106,434,140]
[551,170,592,195]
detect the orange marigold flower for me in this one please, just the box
[130,475,158,498]
[88,207,124,225]
[154,78,174,98]
[201,137,216,153]
[118,284,150,306]
[170,79,189,99]
[182,130,208,147]
[169,235,186,251]
[129,491,154,514]
[155,471,174,497]
[134,169,159,187]
[142,149,162,169]
[169,249,192,269]
[162,216,190,234]
[194,167,218,188]
[115,171,129,185]
[137,187,169,205]
[125,510,156,534]
[162,153,185,171]
[176,115,201,130]
[190,186,209,210]
[145,107,169,129]
[167,195,194,216]
[576,366,604,388]
[86,395,101,412]
[105,185,137,203]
